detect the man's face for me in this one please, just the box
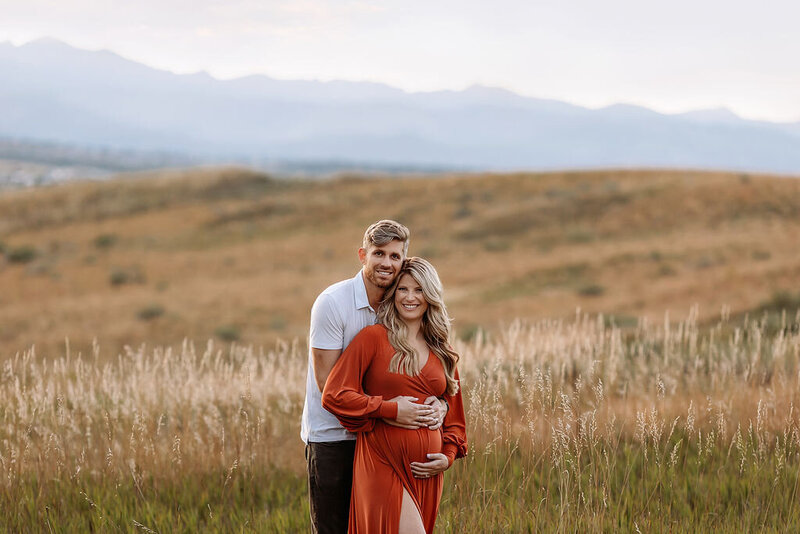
[359,240,406,290]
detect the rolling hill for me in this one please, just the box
[1,167,798,358]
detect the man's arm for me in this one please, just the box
[309,291,345,393]
[312,348,342,393]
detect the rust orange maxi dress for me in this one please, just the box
[322,324,467,534]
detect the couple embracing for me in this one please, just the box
[301,220,468,534]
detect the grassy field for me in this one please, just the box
[1,168,800,531]
[0,311,799,531]
[0,167,799,357]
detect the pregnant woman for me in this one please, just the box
[322,257,467,534]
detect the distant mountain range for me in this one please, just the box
[2,38,800,173]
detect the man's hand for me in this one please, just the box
[423,396,448,430]
[410,453,449,478]
[382,396,437,429]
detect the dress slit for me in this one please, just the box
[399,484,426,534]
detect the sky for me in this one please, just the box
[1,0,799,123]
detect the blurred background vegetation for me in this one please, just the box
[0,167,798,359]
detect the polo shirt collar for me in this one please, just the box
[354,270,373,311]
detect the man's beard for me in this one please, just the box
[365,266,394,289]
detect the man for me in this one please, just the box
[301,220,447,534]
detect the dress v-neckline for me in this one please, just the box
[418,348,434,372]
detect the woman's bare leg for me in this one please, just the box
[398,486,426,534]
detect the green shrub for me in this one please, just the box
[137,304,165,321]
[7,246,38,264]
[453,204,473,219]
[110,269,130,286]
[93,233,118,249]
[110,266,145,286]
[578,283,605,297]
[759,291,800,313]
[658,264,677,277]
[214,325,241,342]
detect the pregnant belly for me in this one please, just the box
[370,423,443,464]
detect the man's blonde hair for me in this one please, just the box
[362,220,410,256]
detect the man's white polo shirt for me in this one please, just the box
[301,270,378,443]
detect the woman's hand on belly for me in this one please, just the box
[410,453,449,478]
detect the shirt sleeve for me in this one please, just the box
[440,367,468,466]
[322,327,398,433]
[309,293,344,350]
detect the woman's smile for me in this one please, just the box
[394,274,428,322]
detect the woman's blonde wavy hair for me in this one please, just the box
[377,257,460,395]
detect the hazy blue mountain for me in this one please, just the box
[677,107,744,124]
[2,38,799,173]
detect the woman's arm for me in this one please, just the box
[439,367,468,466]
[322,328,398,433]
[410,367,468,478]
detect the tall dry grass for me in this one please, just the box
[444,308,800,530]
[1,308,799,530]
[0,338,307,487]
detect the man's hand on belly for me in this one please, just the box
[382,396,438,429]
[423,396,447,431]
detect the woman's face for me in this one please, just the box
[393,273,428,323]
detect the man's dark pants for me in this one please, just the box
[306,440,356,534]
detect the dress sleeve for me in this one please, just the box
[440,367,468,466]
[322,327,398,433]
